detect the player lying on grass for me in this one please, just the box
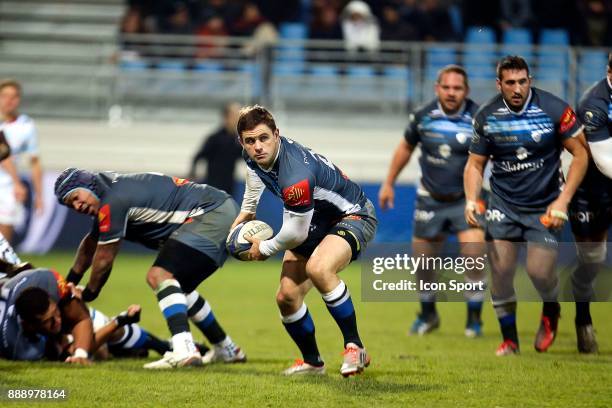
[0,266,93,364]
[231,105,378,377]
[54,169,245,369]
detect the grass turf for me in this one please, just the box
[1,251,611,407]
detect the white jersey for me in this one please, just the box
[0,114,39,187]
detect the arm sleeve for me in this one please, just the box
[469,113,490,156]
[403,113,420,146]
[240,167,265,214]
[259,208,314,256]
[589,138,612,179]
[97,201,128,245]
[578,98,610,143]
[553,101,583,140]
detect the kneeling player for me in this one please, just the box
[232,105,377,376]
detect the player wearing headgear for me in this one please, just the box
[567,52,612,353]
[54,169,245,369]
[379,64,487,337]
[464,56,588,355]
[231,105,378,377]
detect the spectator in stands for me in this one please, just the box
[230,3,278,56]
[188,102,243,196]
[532,0,580,43]
[419,0,455,42]
[158,1,196,35]
[310,5,343,40]
[462,0,500,35]
[577,0,612,46]
[195,16,229,59]
[499,0,533,30]
[340,0,381,53]
[379,3,422,41]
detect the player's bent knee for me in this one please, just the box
[275,288,300,309]
[576,241,606,264]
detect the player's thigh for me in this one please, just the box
[457,227,485,258]
[413,195,447,239]
[278,250,311,303]
[412,235,445,257]
[307,234,353,279]
[525,242,558,280]
[153,239,219,293]
[488,239,519,277]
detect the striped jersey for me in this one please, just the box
[405,98,479,195]
[243,136,369,217]
[470,87,583,208]
[90,172,230,248]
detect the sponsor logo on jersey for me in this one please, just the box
[485,209,506,222]
[516,147,529,160]
[439,144,452,158]
[456,132,468,144]
[559,107,577,133]
[172,177,189,186]
[414,210,435,222]
[282,179,312,207]
[98,204,111,233]
[499,158,544,173]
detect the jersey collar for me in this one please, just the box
[503,88,533,116]
[436,100,466,118]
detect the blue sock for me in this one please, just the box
[186,291,227,344]
[281,304,323,366]
[322,281,363,348]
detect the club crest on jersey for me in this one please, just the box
[455,132,468,144]
[98,204,111,233]
[172,176,189,186]
[559,107,577,133]
[438,144,451,159]
[516,147,529,160]
[282,179,312,207]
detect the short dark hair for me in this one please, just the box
[15,287,50,323]
[437,64,469,88]
[496,55,530,80]
[608,52,612,70]
[0,79,22,94]
[236,105,277,137]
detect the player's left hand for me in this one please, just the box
[544,199,569,230]
[244,236,269,261]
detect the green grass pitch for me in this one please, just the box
[1,251,611,407]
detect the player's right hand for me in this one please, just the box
[378,184,395,210]
[465,200,481,227]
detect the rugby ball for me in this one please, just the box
[226,220,274,261]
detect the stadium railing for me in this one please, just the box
[0,31,606,121]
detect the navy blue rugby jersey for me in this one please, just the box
[405,98,479,196]
[90,172,230,249]
[470,87,583,208]
[243,136,369,218]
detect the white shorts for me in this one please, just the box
[0,185,25,226]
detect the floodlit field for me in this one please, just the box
[2,252,611,407]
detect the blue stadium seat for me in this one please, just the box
[193,60,224,72]
[580,50,607,66]
[119,59,148,71]
[540,29,569,45]
[464,63,496,79]
[426,46,457,67]
[465,26,495,44]
[279,22,308,39]
[273,62,304,75]
[156,60,186,71]
[383,65,413,100]
[310,64,338,77]
[503,28,532,44]
[346,66,376,78]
